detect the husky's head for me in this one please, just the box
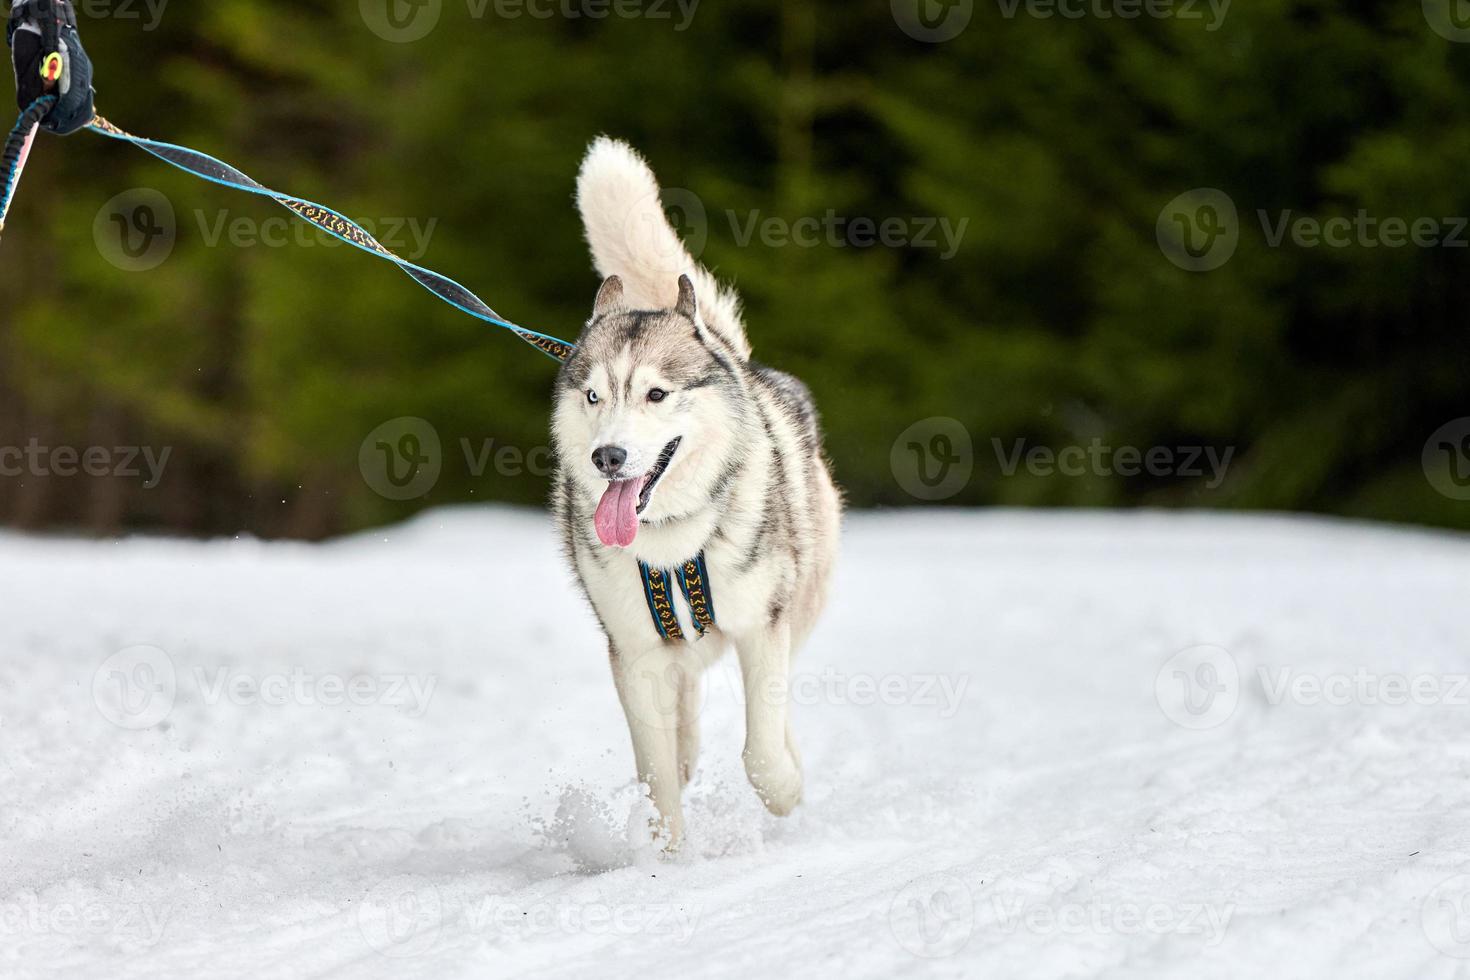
[553,274,741,549]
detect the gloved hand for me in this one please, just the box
[7,0,94,135]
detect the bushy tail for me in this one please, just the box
[576,137,750,360]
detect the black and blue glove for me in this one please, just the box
[8,0,94,135]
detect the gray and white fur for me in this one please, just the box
[551,137,842,849]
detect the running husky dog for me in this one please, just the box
[552,138,842,849]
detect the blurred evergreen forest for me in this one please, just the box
[0,0,1467,538]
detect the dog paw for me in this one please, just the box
[743,748,803,817]
[643,811,684,855]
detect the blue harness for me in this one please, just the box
[639,551,717,641]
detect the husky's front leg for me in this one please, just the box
[736,623,803,816]
[610,644,685,848]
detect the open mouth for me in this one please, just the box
[636,437,682,515]
[592,437,683,549]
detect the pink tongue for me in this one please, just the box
[594,478,641,548]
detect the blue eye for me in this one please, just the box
[648,389,668,403]
[587,390,599,405]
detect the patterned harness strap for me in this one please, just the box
[639,551,718,641]
[78,113,578,362]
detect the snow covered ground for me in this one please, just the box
[2,507,1469,979]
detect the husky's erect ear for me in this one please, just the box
[675,274,698,321]
[593,275,626,316]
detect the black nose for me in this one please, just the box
[591,445,627,476]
